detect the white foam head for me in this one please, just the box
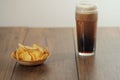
[76,2,97,14]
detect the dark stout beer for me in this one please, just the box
[76,2,98,56]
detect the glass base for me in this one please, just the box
[79,52,95,56]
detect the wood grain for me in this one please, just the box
[11,28,78,80]
[1,27,120,80]
[0,27,27,80]
[75,27,120,80]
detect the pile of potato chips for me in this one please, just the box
[13,43,49,61]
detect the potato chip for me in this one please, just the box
[19,52,31,61]
[14,43,49,61]
[40,54,49,60]
[15,52,19,60]
[29,51,36,61]
[33,44,44,53]
[32,50,43,60]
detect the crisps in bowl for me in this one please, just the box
[11,43,50,66]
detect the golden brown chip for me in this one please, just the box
[14,43,49,61]
[33,44,44,53]
[31,50,43,60]
[39,54,49,60]
[19,52,31,61]
[15,52,19,60]
[29,52,36,61]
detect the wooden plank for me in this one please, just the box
[75,27,120,80]
[0,27,27,80]
[73,27,86,80]
[12,28,78,80]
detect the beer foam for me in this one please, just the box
[76,2,97,14]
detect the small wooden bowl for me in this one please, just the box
[11,52,48,66]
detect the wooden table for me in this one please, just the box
[0,27,120,80]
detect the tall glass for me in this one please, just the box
[75,2,98,56]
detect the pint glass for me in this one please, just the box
[75,2,98,56]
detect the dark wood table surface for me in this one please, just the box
[0,27,120,80]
